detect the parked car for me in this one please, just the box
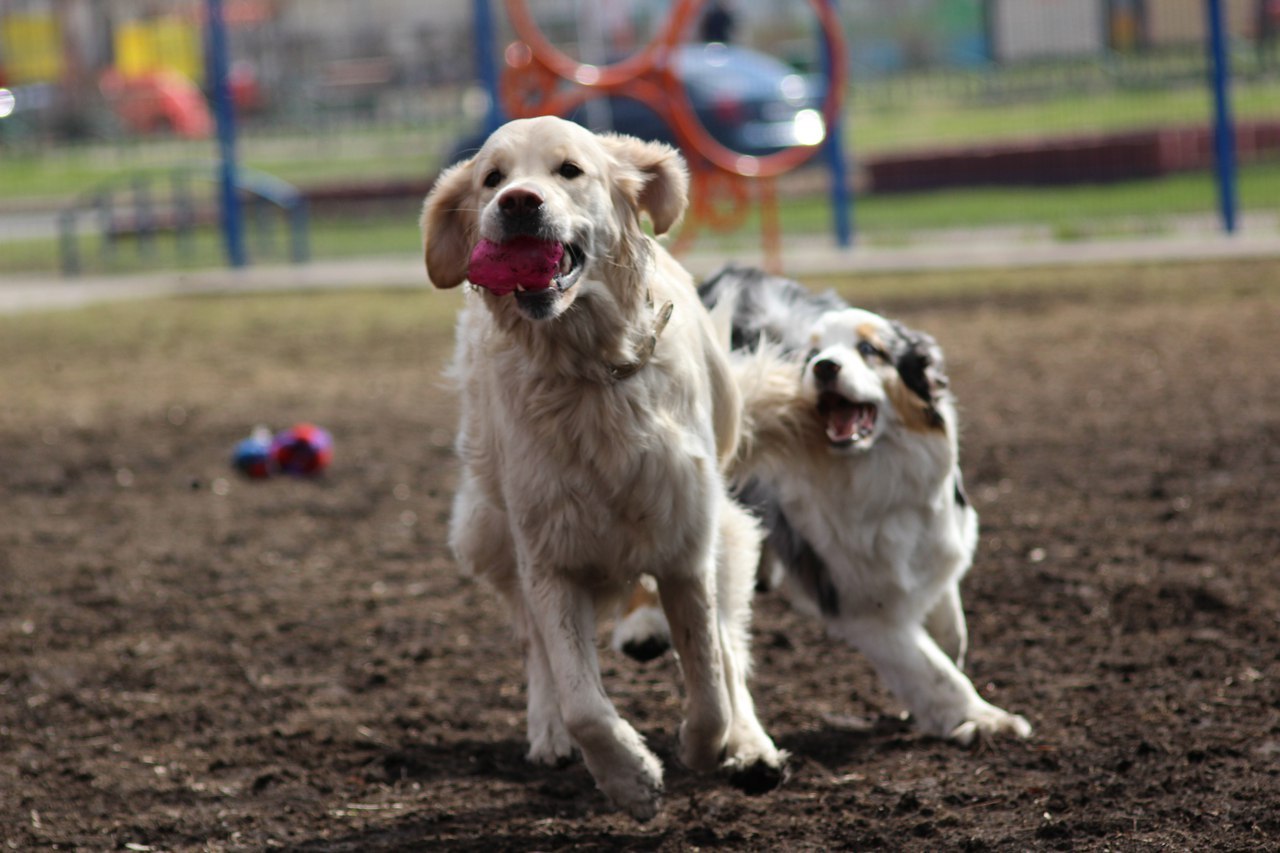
[447,42,823,164]
[0,82,114,142]
[0,83,54,142]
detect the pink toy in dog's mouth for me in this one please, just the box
[467,236,583,296]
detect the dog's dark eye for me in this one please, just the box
[483,169,503,188]
[558,161,583,179]
[856,340,881,359]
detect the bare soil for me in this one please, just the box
[2,263,1278,851]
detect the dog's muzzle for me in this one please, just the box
[811,359,878,449]
[497,187,546,238]
[487,188,588,319]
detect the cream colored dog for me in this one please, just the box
[420,117,785,820]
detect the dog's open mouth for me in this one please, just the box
[816,390,877,447]
[466,235,587,320]
[513,242,585,314]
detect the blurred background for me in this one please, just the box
[1,0,1277,276]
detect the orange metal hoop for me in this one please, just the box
[500,0,847,263]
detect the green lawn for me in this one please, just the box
[6,160,1275,277]
[0,122,461,205]
[2,70,1277,205]
[849,76,1280,155]
[8,205,428,276]
[778,160,1280,238]
[4,56,1277,279]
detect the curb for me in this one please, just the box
[3,232,1280,315]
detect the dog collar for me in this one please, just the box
[608,293,674,381]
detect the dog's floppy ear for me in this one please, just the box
[602,134,689,235]
[421,159,477,289]
[892,321,949,408]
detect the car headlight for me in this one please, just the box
[792,108,825,147]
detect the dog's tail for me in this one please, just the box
[700,264,828,476]
[707,279,737,356]
[726,341,813,480]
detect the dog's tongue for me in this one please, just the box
[820,394,875,443]
[467,236,564,295]
[825,405,859,444]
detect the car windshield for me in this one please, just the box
[675,44,798,100]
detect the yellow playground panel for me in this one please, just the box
[115,16,203,81]
[1,12,62,84]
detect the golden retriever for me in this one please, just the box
[420,117,785,820]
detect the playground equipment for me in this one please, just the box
[1206,0,1238,233]
[57,164,308,276]
[481,0,849,268]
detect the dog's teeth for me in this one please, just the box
[516,284,526,292]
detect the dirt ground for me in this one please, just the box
[2,261,1278,851]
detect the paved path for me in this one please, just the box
[3,229,1280,315]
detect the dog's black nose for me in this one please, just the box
[812,359,841,384]
[499,188,544,218]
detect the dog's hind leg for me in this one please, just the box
[511,598,574,766]
[717,620,788,792]
[714,499,788,791]
[657,563,734,776]
[522,569,664,821]
[924,581,969,668]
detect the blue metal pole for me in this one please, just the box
[474,0,505,135]
[58,210,79,276]
[819,0,853,248]
[207,0,246,266]
[1206,0,1238,234]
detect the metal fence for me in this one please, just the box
[1,0,1277,273]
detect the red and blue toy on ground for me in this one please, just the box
[232,423,333,479]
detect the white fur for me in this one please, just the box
[421,117,783,820]
[736,306,1032,744]
[611,576,672,660]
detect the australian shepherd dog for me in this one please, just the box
[616,265,1032,745]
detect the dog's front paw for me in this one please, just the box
[723,747,790,795]
[678,717,731,775]
[597,747,665,822]
[948,703,1032,746]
